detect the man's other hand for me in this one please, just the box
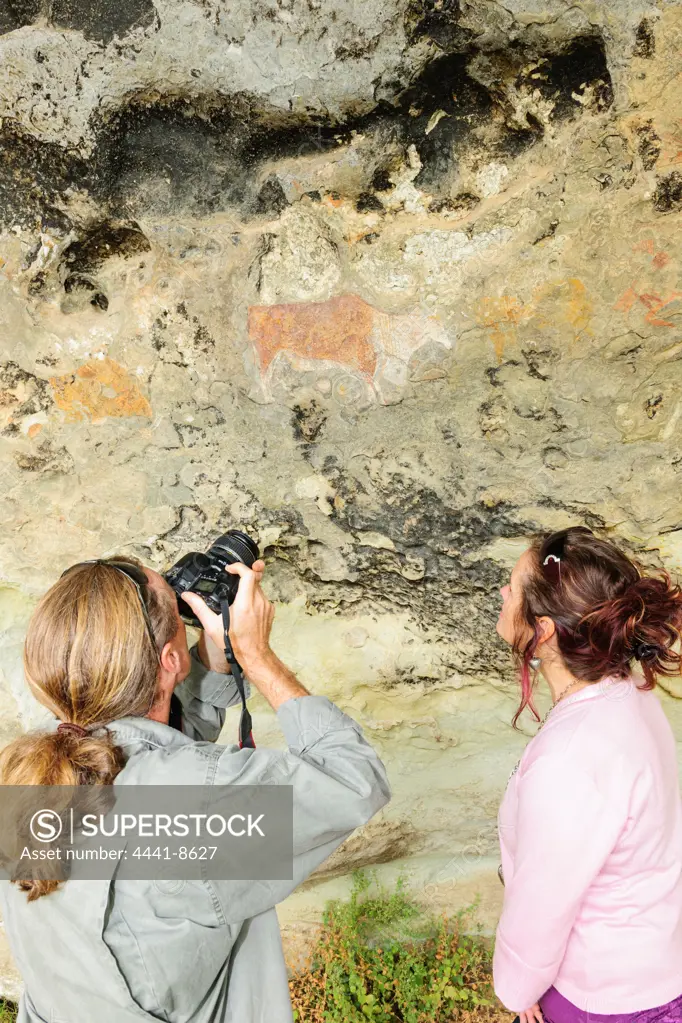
[181,560,274,672]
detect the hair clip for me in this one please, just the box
[635,642,659,662]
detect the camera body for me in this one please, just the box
[164,530,260,628]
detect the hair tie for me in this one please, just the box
[57,721,89,738]
[635,642,659,662]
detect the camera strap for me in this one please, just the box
[220,599,256,750]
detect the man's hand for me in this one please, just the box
[519,1004,544,1023]
[181,559,274,672]
[192,560,266,673]
[182,559,309,711]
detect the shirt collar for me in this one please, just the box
[106,716,193,750]
[46,712,192,750]
[551,676,635,713]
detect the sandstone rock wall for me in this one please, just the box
[2,0,682,987]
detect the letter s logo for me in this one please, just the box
[30,809,63,843]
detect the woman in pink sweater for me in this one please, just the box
[494,526,682,1023]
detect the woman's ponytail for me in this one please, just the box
[582,573,682,688]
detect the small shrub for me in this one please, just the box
[289,870,501,1023]
[0,1000,17,1022]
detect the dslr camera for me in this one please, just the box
[164,530,260,628]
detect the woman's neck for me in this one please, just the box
[540,660,591,705]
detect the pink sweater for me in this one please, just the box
[494,678,682,1013]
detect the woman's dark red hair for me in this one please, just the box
[511,526,682,727]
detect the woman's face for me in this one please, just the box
[496,549,535,647]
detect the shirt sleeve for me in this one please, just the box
[171,644,251,743]
[493,753,625,1011]
[209,694,392,923]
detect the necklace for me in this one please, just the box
[507,677,587,781]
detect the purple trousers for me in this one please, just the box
[540,986,682,1023]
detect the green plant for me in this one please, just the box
[0,999,17,1022]
[290,871,501,1023]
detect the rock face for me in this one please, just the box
[3,0,682,987]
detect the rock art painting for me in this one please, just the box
[247,293,451,405]
[50,358,152,423]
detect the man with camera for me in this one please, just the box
[0,540,391,1023]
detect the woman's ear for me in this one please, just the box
[536,615,556,647]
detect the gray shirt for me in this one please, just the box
[0,647,391,1022]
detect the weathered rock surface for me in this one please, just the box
[2,0,682,994]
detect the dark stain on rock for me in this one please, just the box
[46,220,149,309]
[645,394,663,419]
[634,18,655,58]
[193,322,215,354]
[429,191,479,214]
[406,0,474,50]
[538,499,606,535]
[371,167,394,192]
[252,175,289,217]
[0,29,614,225]
[401,52,494,191]
[542,446,568,469]
[15,439,74,474]
[355,192,385,213]
[62,220,150,274]
[0,121,90,230]
[292,456,535,675]
[653,171,682,212]
[63,273,95,294]
[0,0,43,35]
[486,360,522,387]
[20,238,43,272]
[636,120,661,170]
[27,271,48,296]
[61,272,109,312]
[521,348,555,381]
[334,31,383,62]
[528,37,613,122]
[50,0,156,44]
[91,100,261,218]
[496,124,544,157]
[532,219,559,244]
[0,361,52,435]
[292,398,327,443]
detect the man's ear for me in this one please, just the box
[160,640,183,675]
[536,615,556,646]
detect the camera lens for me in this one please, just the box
[209,530,260,567]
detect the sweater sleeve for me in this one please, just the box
[208,695,391,923]
[171,643,251,743]
[493,754,625,1011]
